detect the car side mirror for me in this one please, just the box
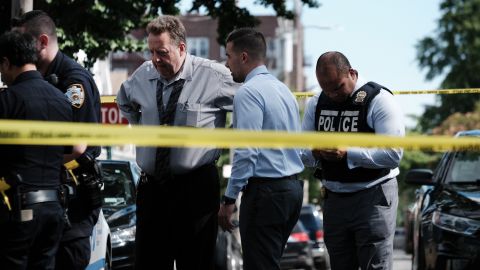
[405,169,434,185]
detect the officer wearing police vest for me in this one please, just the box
[302,51,405,270]
[12,11,103,270]
[0,31,73,269]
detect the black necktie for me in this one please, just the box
[154,79,185,182]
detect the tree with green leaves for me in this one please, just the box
[0,0,319,69]
[416,0,480,132]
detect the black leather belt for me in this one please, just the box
[21,189,59,205]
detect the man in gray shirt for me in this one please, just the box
[116,15,237,270]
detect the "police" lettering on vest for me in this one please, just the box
[318,110,359,132]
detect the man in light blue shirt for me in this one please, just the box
[218,28,304,270]
[302,51,405,270]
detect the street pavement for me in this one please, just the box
[393,249,412,270]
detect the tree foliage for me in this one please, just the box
[432,101,480,135]
[416,0,480,132]
[0,0,319,69]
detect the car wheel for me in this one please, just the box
[104,247,112,270]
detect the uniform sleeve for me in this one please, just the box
[347,90,405,169]
[116,78,141,125]
[63,74,101,124]
[225,87,263,199]
[301,94,320,167]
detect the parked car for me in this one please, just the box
[100,159,243,270]
[215,226,243,270]
[280,220,316,270]
[299,204,330,269]
[100,160,139,270]
[87,209,112,270]
[406,130,480,270]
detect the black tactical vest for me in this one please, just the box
[314,81,391,182]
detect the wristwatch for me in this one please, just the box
[221,195,236,205]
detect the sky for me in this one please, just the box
[179,0,445,128]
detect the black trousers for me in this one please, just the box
[135,164,220,270]
[240,177,304,270]
[0,202,65,270]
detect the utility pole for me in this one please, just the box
[292,0,304,92]
[11,0,33,17]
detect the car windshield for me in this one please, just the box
[101,162,136,207]
[446,151,480,184]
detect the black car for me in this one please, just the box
[280,220,316,270]
[100,160,140,270]
[406,130,480,270]
[299,204,330,269]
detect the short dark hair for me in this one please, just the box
[226,28,266,61]
[146,15,186,45]
[0,31,38,66]
[316,51,352,75]
[11,10,57,40]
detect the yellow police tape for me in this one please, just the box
[101,88,480,102]
[0,120,479,152]
[293,88,480,98]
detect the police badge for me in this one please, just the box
[354,90,367,103]
[65,84,85,108]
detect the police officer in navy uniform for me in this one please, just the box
[302,51,405,270]
[12,11,103,270]
[0,31,72,270]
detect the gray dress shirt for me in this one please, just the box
[117,54,238,174]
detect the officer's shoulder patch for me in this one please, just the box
[65,83,85,108]
[354,90,367,103]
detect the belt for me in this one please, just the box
[248,174,298,184]
[21,189,60,205]
[325,177,394,198]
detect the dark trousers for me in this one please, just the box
[55,208,100,270]
[0,202,65,270]
[55,236,91,270]
[323,178,398,270]
[135,164,220,270]
[240,177,304,270]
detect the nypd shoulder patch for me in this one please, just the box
[65,84,85,108]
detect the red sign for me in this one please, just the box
[101,102,129,125]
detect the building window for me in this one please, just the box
[187,37,209,58]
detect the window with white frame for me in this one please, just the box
[187,37,209,58]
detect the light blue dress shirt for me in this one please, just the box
[225,65,305,199]
[301,76,405,192]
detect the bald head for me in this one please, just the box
[315,51,358,103]
[316,51,352,76]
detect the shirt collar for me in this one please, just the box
[245,65,269,83]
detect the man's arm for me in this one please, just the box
[301,94,320,167]
[347,90,405,169]
[214,71,239,112]
[224,87,263,199]
[116,80,140,125]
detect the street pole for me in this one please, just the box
[293,0,304,92]
[11,0,32,17]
